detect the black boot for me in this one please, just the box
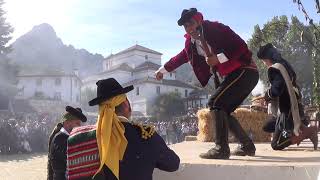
[199,110,230,159]
[228,115,256,156]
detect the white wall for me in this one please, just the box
[153,161,320,180]
[133,69,176,80]
[153,83,193,98]
[128,82,195,115]
[101,71,132,85]
[163,71,176,80]
[134,50,161,66]
[103,50,162,71]
[82,70,133,90]
[133,69,159,80]
[17,76,81,104]
[125,83,148,115]
[81,80,97,91]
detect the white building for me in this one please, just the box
[16,69,82,104]
[82,45,198,116]
[185,89,211,109]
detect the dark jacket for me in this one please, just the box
[47,123,63,180]
[266,59,303,129]
[102,122,180,180]
[164,20,256,86]
[48,130,69,180]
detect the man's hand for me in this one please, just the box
[206,56,219,66]
[155,71,164,80]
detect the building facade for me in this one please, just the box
[82,45,198,116]
[184,89,211,109]
[16,70,82,104]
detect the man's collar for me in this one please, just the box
[60,127,70,136]
[191,37,196,43]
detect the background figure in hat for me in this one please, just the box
[257,43,318,150]
[47,106,87,180]
[47,122,63,180]
[155,8,258,159]
[68,78,179,180]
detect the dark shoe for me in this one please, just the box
[232,143,256,156]
[200,109,230,159]
[200,145,230,159]
[228,115,256,156]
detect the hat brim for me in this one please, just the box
[88,85,134,106]
[178,9,197,26]
[65,106,87,122]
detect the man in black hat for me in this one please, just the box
[47,122,63,180]
[155,8,258,159]
[47,106,87,180]
[67,78,179,180]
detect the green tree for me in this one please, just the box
[0,0,17,97]
[0,0,13,55]
[291,0,320,107]
[247,15,315,104]
[149,92,186,121]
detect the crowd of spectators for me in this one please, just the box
[0,111,60,154]
[153,119,198,144]
[0,107,202,154]
[149,107,200,144]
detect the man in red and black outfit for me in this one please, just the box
[155,8,259,159]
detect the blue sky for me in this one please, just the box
[4,0,320,64]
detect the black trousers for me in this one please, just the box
[208,68,259,113]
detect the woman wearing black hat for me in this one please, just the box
[47,106,87,180]
[257,43,318,150]
[155,8,258,159]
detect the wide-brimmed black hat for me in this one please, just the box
[65,106,87,122]
[178,8,198,26]
[88,78,134,106]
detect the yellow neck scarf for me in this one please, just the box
[94,94,128,179]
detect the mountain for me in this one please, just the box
[8,23,104,78]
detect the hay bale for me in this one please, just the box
[196,108,270,142]
[232,108,270,142]
[197,108,215,142]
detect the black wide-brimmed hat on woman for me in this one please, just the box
[88,78,134,106]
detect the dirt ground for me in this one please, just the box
[0,153,47,180]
